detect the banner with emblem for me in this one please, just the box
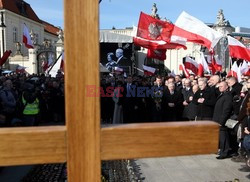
[137,12,173,43]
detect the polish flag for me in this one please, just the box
[42,54,54,71]
[137,12,174,42]
[179,63,190,78]
[227,61,238,78]
[227,36,250,61]
[197,52,210,77]
[133,36,187,50]
[0,50,12,66]
[245,62,250,76]
[240,60,249,75]
[16,65,27,74]
[184,56,198,75]
[143,65,156,76]
[171,11,223,50]
[23,24,34,49]
[213,55,222,71]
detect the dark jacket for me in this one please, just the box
[213,91,233,126]
[230,82,243,116]
[193,86,216,120]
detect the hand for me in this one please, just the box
[244,127,250,135]
[189,96,193,101]
[198,98,205,103]
[183,101,188,106]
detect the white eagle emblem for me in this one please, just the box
[148,23,162,39]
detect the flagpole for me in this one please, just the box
[47,52,63,74]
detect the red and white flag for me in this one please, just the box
[143,65,156,76]
[16,65,27,73]
[137,12,173,42]
[147,49,166,60]
[23,24,34,49]
[179,63,190,78]
[184,56,198,75]
[0,50,12,66]
[227,61,238,78]
[240,60,249,75]
[171,11,223,50]
[197,52,210,77]
[227,36,250,61]
[42,54,54,72]
[133,36,187,50]
[213,55,222,71]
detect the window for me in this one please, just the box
[13,27,18,43]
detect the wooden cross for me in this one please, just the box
[0,0,219,181]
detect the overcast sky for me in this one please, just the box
[25,0,250,30]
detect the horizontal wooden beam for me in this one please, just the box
[101,121,219,160]
[0,126,67,166]
[0,121,219,166]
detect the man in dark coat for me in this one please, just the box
[208,75,220,98]
[193,79,216,120]
[227,76,243,154]
[213,81,233,159]
[182,78,193,120]
[162,83,183,121]
[115,48,132,75]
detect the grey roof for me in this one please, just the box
[99,31,133,43]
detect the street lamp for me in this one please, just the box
[0,11,6,59]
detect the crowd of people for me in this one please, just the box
[0,68,250,167]
[0,71,65,127]
[100,72,250,163]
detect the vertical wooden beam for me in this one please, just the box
[64,0,100,181]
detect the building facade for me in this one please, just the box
[0,0,61,74]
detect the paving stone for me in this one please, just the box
[137,154,250,182]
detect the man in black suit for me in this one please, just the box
[213,81,233,159]
[193,79,216,120]
[115,48,132,75]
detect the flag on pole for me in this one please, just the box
[16,65,27,74]
[23,24,34,49]
[133,36,187,50]
[197,52,210,77]
[227,36,250,61]
[240,60,249,75]
[179,63,190,78]
[227,61,238,78]
[184,56,198,75]
[142,65,156,76]
[171,11,223,50]
[42,53,54,72]
[137,12,173,42]
[0,50,12,66]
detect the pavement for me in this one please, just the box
[136,154,250,182]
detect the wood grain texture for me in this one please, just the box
[101,121,219,160]
[64,0,101,181]
[0,122,218,167]
[0,126,66,166]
